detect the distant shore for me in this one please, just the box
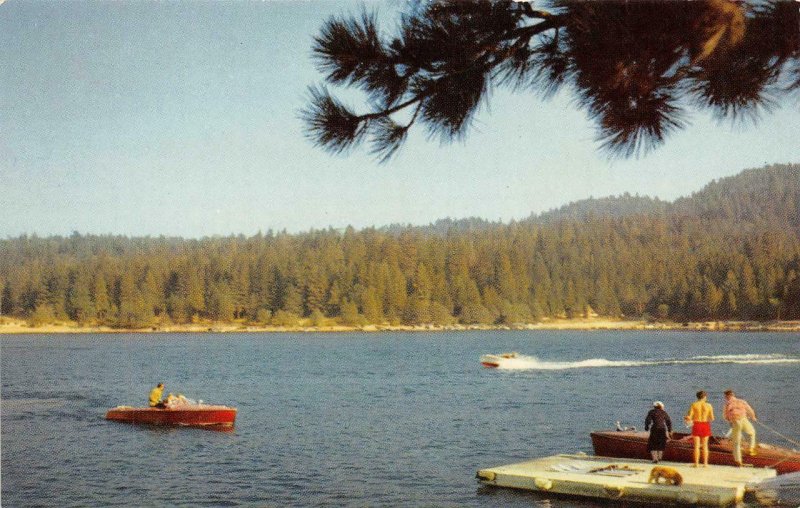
[1,317,798,334]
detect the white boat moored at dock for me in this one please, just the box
[477,454,776,506]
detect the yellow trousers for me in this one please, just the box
[731,417,756,463]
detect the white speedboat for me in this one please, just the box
[480,352,519,368]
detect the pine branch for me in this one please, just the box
[300,86,368,154]
[304,1,797,162]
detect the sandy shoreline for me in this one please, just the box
[1,318,798,334]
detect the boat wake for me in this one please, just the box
[483,353,800,370]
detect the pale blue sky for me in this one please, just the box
[1,1,798,238]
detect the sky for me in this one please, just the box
[1,0,798,239]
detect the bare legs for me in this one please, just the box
[692,436,709,467]
[701,436,709,466]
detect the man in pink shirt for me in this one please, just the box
[723,389,758,466]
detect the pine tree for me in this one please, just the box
[117,272,154,328]
[702,276,724,319]
[208,283,235,322]
[282,283,304,316]
[184,270,206,320]
[92,274,111,323]
[304,267,328,316]
[66,270,95,324]
[340,299,364,326]
[385,264,408,321]
[361,286,384,323]
[403,296,431,324]
[303,2,796,160]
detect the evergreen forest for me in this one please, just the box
[1,164,799,328]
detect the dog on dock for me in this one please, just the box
[648,466,683,486]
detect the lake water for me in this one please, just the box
[2,331,799,507]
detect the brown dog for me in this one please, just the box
[648,466,683,486]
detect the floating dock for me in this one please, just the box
[477,454,776,506]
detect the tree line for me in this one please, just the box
[1,164,798,328]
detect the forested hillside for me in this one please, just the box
[1,164,798,328]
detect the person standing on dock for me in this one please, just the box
[685,390,714,467]
[645,401,673,463]
[723,389,758,467]
[149,382,166,408]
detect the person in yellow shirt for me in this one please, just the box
[685,390,715,467]
[149,383,165,408]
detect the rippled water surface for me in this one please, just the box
[2,331,799,507]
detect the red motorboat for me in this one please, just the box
[591,429,800,474]
[106,405,237,428]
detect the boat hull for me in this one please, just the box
[480,353,518,368]
[591,430,800,474]
[480,354,501,368]
[106,406,237,428]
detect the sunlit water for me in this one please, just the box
[2,331,799,507]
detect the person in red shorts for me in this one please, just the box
[685,390,715,467]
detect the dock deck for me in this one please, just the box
[477,454,776,506]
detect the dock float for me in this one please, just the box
[477,454,776,506]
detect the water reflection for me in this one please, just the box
[105,421,237,433]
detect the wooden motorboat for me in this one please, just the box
[591,430,800,474]
[106,405,237,428]
[480,352,519,368]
